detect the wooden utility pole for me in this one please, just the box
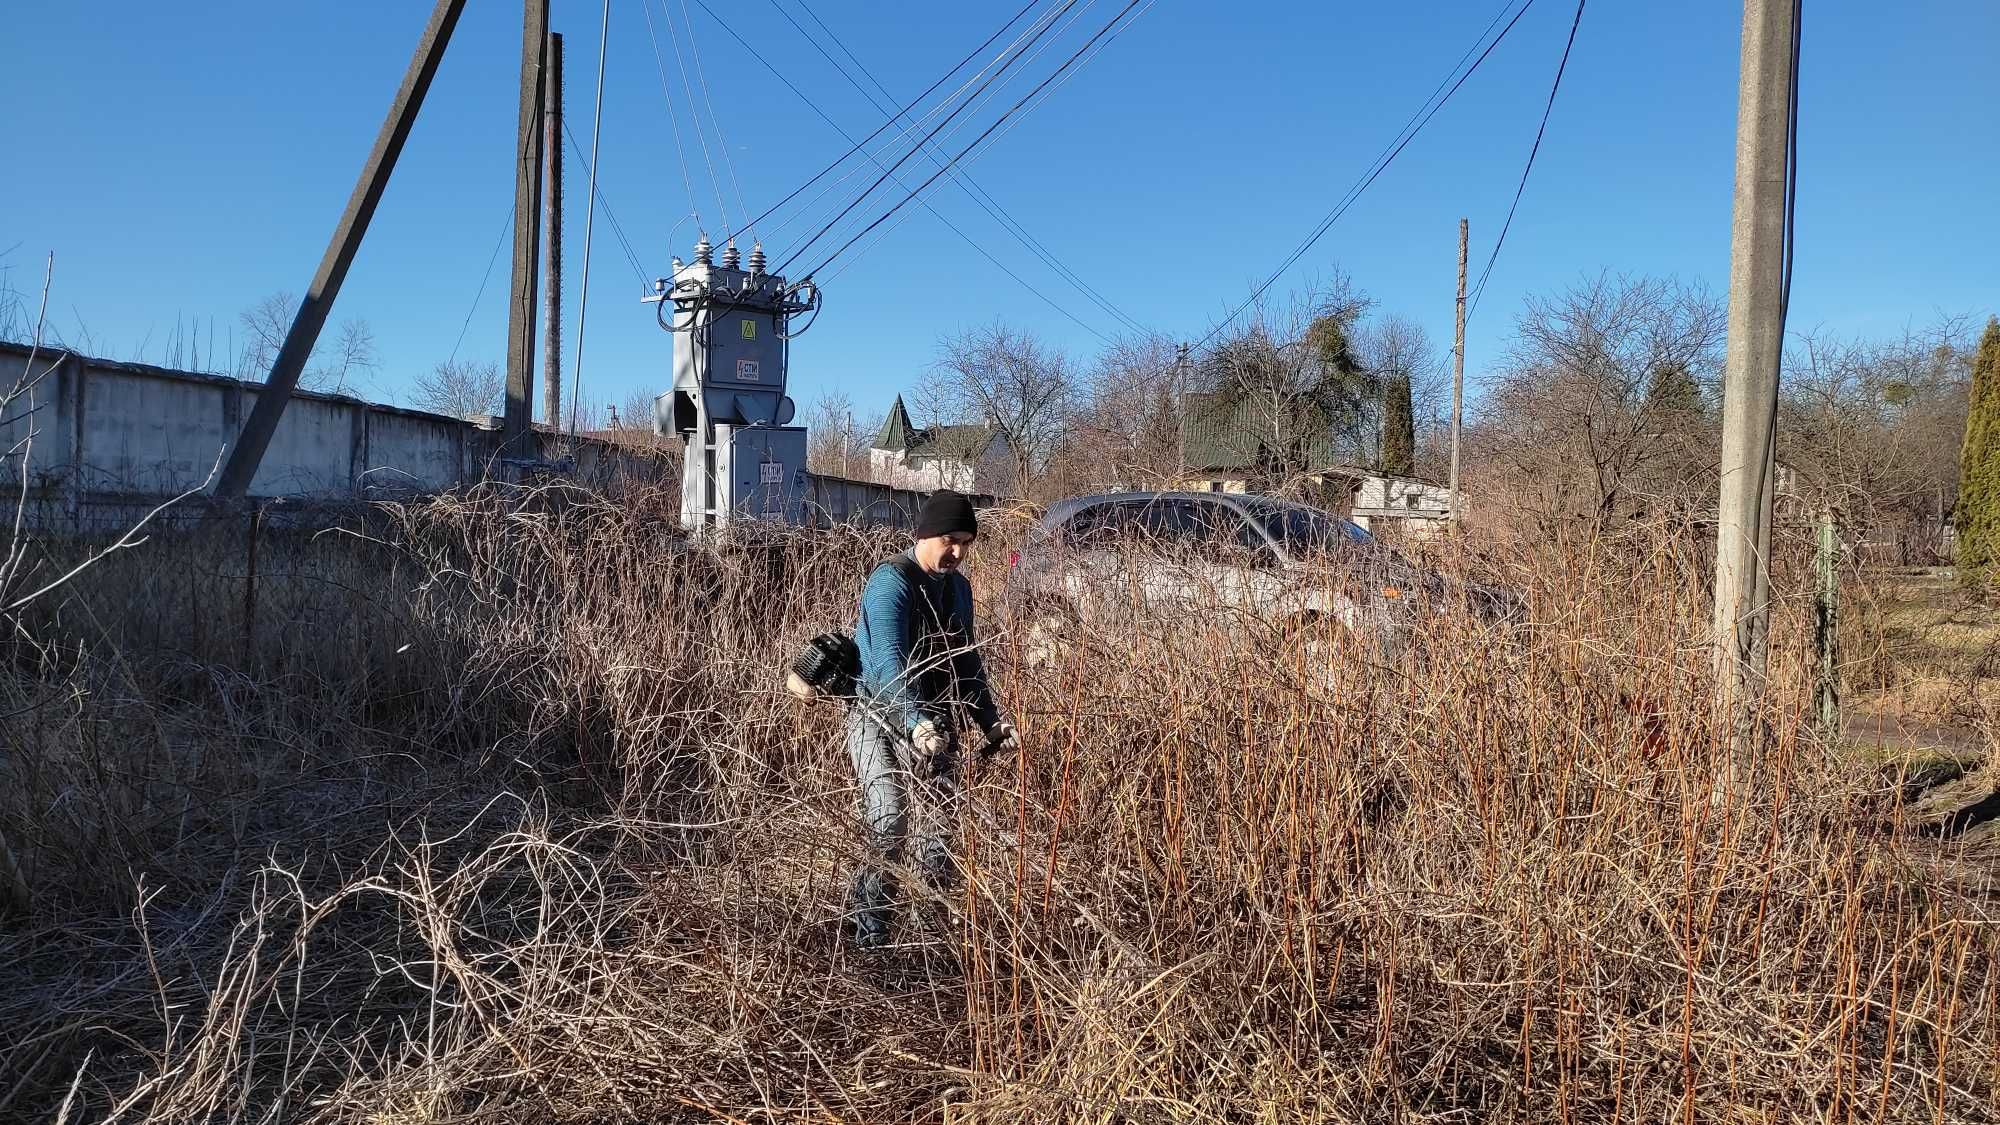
[542,32,564,433]
[503,0,550,452]
[1174,341,1190,485]
[1711,0,1796,759]
[1450,218,1467,520]
[213,0,468,498]
[1813,509,1841,745]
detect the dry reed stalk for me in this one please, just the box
[0,485,1992,1122]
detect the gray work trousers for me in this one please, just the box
[845,705,962,941]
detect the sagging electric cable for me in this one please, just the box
[754,0,1087,254]
[1190,0,1539,353]
[816,0,1153,291]
[637,0,703,232]
[773,0,1154,338]
[1466,0,1588,322]
[706,0,1046,246]
[687,0,1121,340]
[772,0,1087,278]
[788,0,1146,284]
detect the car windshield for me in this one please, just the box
[1249,502,1372,554]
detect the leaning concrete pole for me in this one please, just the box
[1711,0,1795,760]
[214,0,468,498]
[504,0,550,452]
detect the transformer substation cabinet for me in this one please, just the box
[648,235,821,529]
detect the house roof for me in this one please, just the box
[872,395,998,463]
[874,396,917,452]
[909,423,995,463]
[1180,391,1343,473]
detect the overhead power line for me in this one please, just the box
[792,0,1149,283]
[674,0,755,238]
[750,1,1074,251]
[561,120,650,286]
[1191,0,1539,352]
[569,0,613,434]
[816,0,1154,287]
[449,201,515,366]
[773,0,1086,277]
[1467,0,1587,322]
[709,0,1045,245]
[689,0,1122,342]
[636,0,702,230]
[777,0,1154,338]
[656,0,733,231]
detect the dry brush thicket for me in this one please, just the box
[1,487,1996,1123]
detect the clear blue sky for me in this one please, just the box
[4,0,1995,426]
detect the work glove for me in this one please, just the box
[910,719,951,776]
[982,719,1020,758]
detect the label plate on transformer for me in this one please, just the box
[736,359,760,381]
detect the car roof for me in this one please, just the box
[1040,490,1276,527]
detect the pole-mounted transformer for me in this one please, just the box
[649,235,822,529]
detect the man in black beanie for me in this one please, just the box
[844,489,1017,948]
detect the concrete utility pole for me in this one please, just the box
[503,0,550,452]
[1711,0,1796,756]
[1450,218,1467,520]
[213,0,468,498]
[542,32,564,433]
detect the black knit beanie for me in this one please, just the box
[914,489,979,540]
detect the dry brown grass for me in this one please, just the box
[2,485,1997,1123]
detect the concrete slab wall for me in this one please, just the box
[0,342,971,532]
[0,342,676,522]
[360,408,467,493]
[0,348,72,486]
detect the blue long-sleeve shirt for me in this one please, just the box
[853,550,1000,735]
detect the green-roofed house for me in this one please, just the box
[1173,390,1350,495]
[868,396,1018,497]
[1171,391,1456,537]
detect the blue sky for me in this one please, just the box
[4,0,1996,427]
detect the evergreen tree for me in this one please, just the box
[1644,361,1705,416]
[1380,373,1415,476]
[1956,317,2000,587]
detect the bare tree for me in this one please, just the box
[410,359,504,420]
[1066,334,1183,488]
[619,388,663,437]
[236,293,292,377]
[920,322,1078,491]
[316,319,378,395]
[0,253,31,345]
[1195,277,1378,485]
[236,291,378,394]
[805,390,875,479]
[565,386,675,451]
[1779,317,1971,560]
[1358,314,1447,473]
[1474,274,1726,530]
